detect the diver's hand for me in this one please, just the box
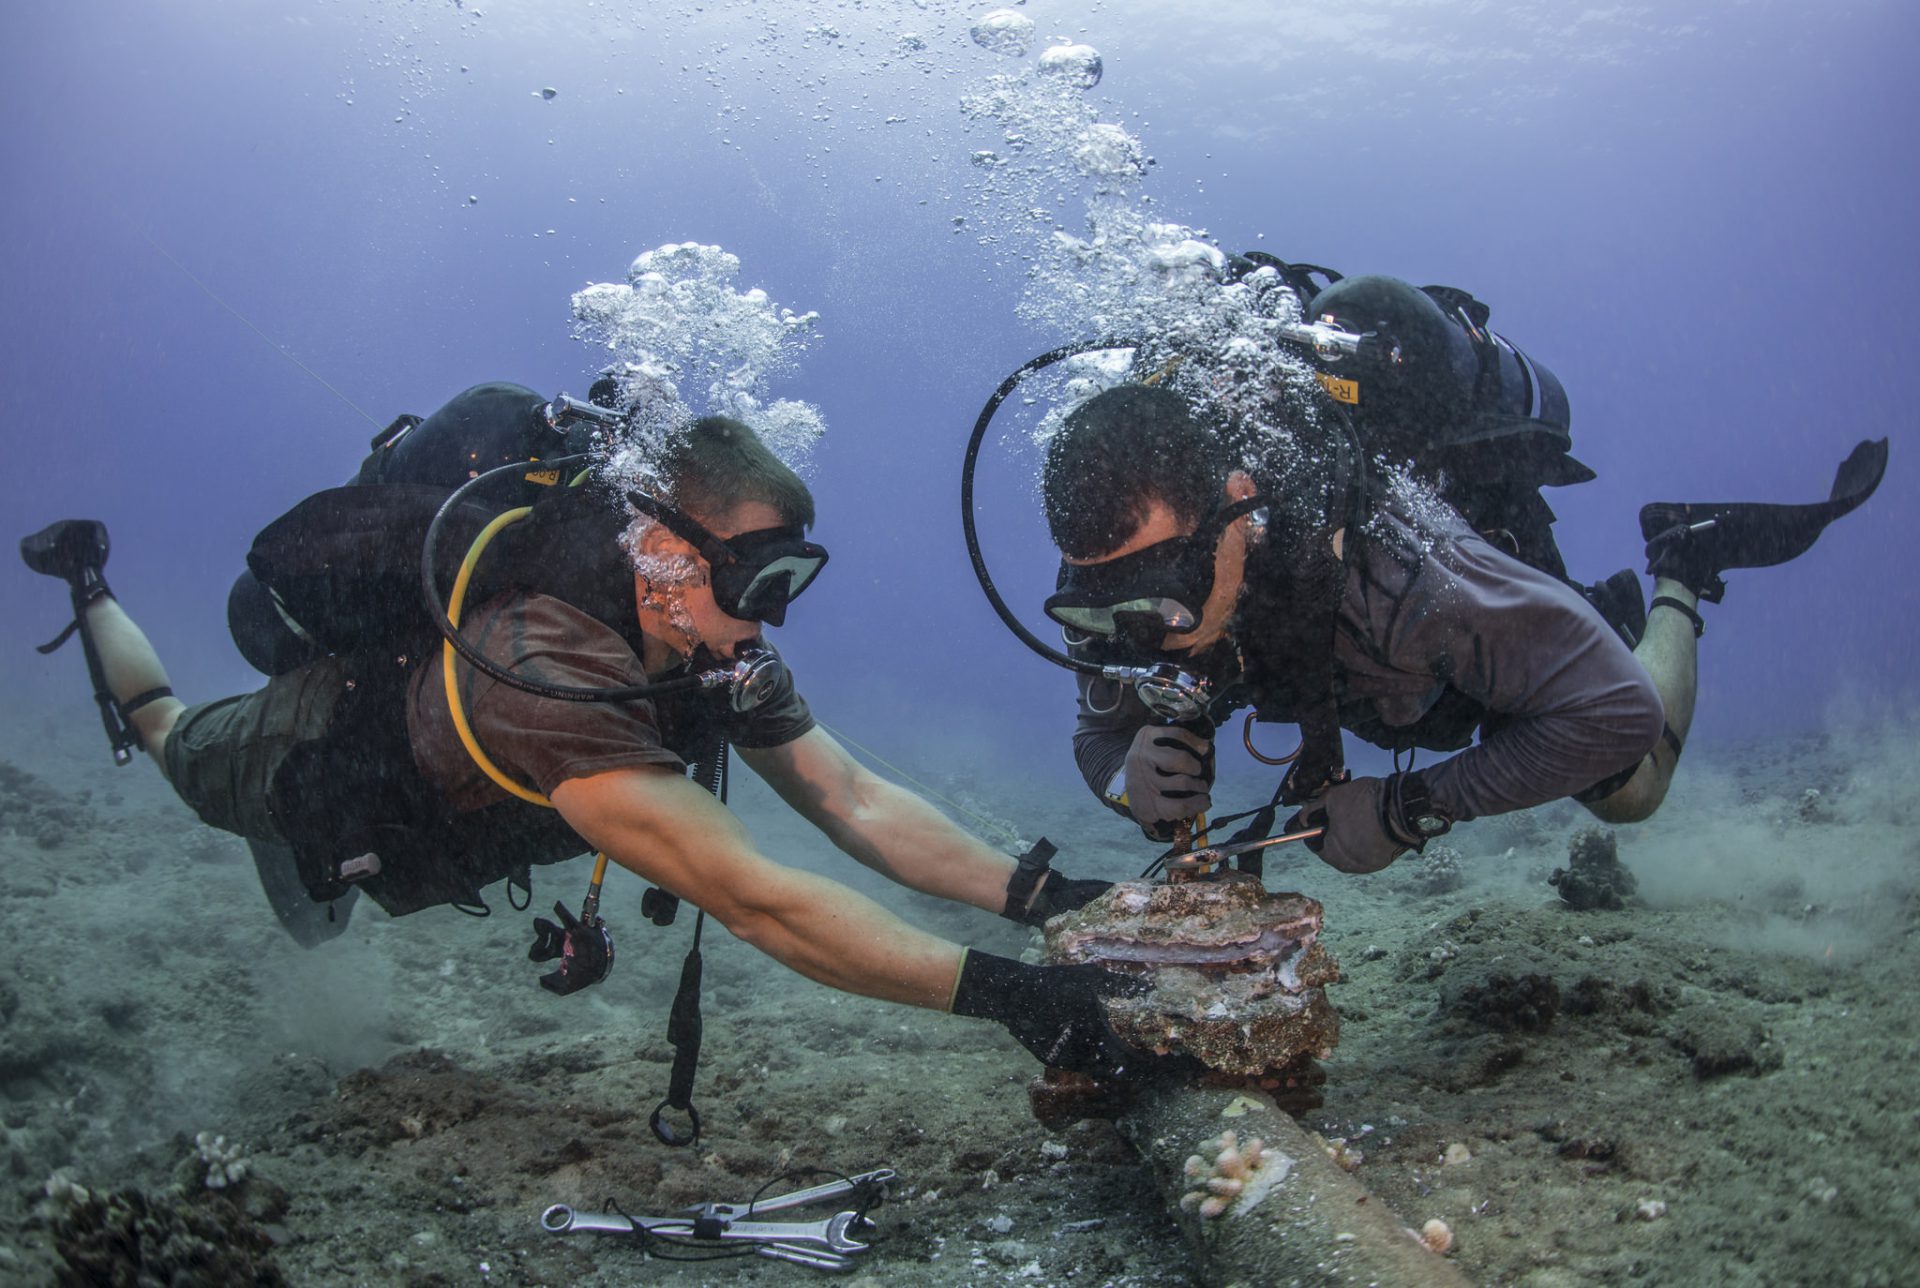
[951,950,1146,1078]
[1287,776,1407,874]
[1122,724,1214,830]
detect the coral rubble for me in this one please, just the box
[51,1186,286,1287]
[1548,826,1638,910]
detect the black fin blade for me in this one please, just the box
[1638,437,1889,573]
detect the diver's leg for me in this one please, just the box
[21,519,185,765]
[163,669,362,944]
[1584,440,1888,824]
[80,596,188,764]
[1583,578,1699,823]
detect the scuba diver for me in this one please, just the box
[20,381,1137,1099]
[969,266,1888,872]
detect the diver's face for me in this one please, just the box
[1062,473,1258,657]
[634,498,786,661]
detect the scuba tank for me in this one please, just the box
[227,382,614,674]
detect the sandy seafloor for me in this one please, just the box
[2,708,1917,1287]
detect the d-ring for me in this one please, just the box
[650,1098,701,1148]
[1242,713,1301,766]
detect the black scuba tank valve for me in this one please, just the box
[545,393,625,433]
[1274,318,1397,365]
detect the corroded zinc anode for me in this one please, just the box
[1043,874,1340,1076]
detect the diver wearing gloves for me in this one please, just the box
[20,382,1133,1083]
[997,272,1887,872]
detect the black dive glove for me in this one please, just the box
[951,949,1146,1079]
[528,901,615,994]
[1019,874,1114,925]
[1286,772,1452,874]
[1117,724,1214,837]
[1000,837,1113,927]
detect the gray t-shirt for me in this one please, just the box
[1071,506,1665,822]
[408,591,814,811]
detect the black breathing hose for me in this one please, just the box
[418,454,718,704]
[960,340,1142,678]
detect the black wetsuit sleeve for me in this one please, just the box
[1350,523,1666,821]
[1072,671,1147,819]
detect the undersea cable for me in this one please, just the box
[128,215,381,428]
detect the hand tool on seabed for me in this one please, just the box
[541,1168,895,1273]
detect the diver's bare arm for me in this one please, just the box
[550,764,961,1009]
[740,728,1017,914]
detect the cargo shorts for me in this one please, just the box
[162,657,349,842]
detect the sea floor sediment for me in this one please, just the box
[2,722,1916,1286]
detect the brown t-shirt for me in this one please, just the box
[407,592,814,812]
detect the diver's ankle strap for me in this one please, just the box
[119,687,174,719]
[1650,594,1705,638]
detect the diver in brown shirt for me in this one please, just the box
[22,388,1138,1084]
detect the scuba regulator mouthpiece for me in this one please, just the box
[698,646,786,714]
[1114,662,1213,724]
[963,341,1248,722]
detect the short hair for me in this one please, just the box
[662,415,815,530]
[1041,385,1227,558]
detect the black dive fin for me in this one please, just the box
[21,518,110,584]
[1639,438,1888,601]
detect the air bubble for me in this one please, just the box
[969,9,1035,58]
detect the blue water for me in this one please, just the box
[4,0,1914,779]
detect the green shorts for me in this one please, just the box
[162,658,349,842]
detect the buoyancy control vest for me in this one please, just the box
[1212,264,1643,778]
[225,383,702,917]
[228,382,595,674]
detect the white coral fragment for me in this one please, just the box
[1177,1129,1293,1219]
[194,1131,250,1190]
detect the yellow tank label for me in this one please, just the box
[1141,354,1185,386]
[523,468,562,486]
[1316,373,1360,405]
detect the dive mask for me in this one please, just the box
[627,492,828,627]
[1044,494,1267,645]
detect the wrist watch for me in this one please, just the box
[1393,770,1453,847]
